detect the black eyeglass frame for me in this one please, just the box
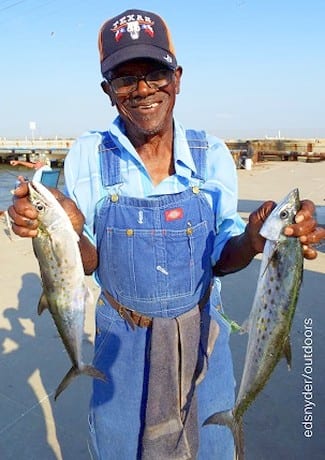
[105,68,175,95]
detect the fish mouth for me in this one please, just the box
[28,180,36,191]
[28,180,50,194]
[279,188,300,209]
[28,180,54,206]
[28,179,41,191]
[259,188,300,241]
[283,188,299,207]
[28,180,42,199]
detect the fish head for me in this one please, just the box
[28,181,71,233]
[260,188,300,242]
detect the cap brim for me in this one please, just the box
[101,43,177,74]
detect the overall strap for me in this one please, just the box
[99,129,208,187]
[98,131,122,187]
[185,129,208,182]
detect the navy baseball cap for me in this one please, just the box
[98,9,177,75]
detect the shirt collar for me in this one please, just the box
[111,116,136,154]
[109,116,198,180]
[173,119,197,180]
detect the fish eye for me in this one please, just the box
[280,210,289,219]
[34,201,44,212]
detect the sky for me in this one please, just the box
[0,0,324,140]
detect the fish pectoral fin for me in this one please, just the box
[261,243,280,277]
[283,336,292,370]
[54,364,106,400]
[220,312,242,333]
[239,318,250,335]
[37,292,50,315]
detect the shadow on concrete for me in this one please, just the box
[238,199,265,215]
[0,272,94,459]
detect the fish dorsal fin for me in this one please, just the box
[37,292,50,315]
[239,318,250,335]
[220,312,242,333]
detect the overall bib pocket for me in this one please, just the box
[105,220,213,301]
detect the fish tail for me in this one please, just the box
[233,417,244,460]
[81,364,107,384]
[54,366,80,400]
[203,410,245,460]
[54,364,106,400]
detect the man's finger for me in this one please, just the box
[302,245,318,260]
[11,223,38,238]
[301,226,325,245]
[295,199,315,224]
[12,181,29,198]
[284,217,317,238]
[7,205,38,229]
[249,200,275,226]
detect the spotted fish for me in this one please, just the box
[204,188,304,459]
[28,181,106,399]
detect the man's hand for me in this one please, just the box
[246,200,275,254]
[283,199,325,259]
[7,178,85,237]
[247,200,325,260]
[8,181,39,237]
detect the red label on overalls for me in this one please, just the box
[164,208,184,221]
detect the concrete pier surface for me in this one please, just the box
[0,160,324,459]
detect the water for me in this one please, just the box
[0,165,64,211]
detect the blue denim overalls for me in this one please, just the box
[88,131,235,459]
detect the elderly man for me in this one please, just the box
[8,9,325,460]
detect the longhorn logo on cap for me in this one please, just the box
[112,15,155,42]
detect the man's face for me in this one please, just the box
[103,59,182,138]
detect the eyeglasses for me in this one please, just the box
[107,68,174,95]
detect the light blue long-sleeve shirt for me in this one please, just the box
[64,116,245,265]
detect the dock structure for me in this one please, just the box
[0,138,74,166]
[226,137,325,168]
[1,137,324,169]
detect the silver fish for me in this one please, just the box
[204,188,304,459]
[28,181,106,399]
